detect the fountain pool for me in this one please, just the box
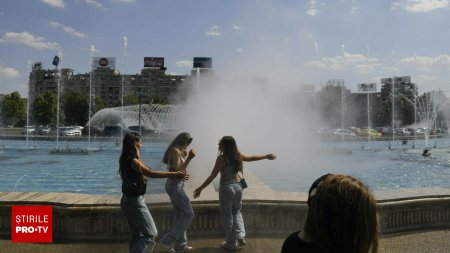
[1,137,450,195]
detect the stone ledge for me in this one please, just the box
[2,192,450,241]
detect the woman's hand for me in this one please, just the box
[193,187,202,198]
[266,154,277,160]
[175,170,189,181]
[188,149,196,159]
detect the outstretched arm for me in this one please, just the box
[193,156,223,198]
[240,153,277,162]
[132,158,189,180]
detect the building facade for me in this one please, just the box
[29,60,188,107]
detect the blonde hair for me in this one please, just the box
[163,132,192,164]
[304,174,379,253]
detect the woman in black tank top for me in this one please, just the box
[118,132,189,253]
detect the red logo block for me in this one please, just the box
[12,206,53,243]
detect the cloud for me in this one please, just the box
[42,0,65,8]
[413,74,435,82]
[433,54,450,65]
[391,0,448,13]
[206,31,221,36]
[206,25,221,37]
[233,25,242,31]
[236,48,243,53]
[400,54,450,70]
[86,0,102,8]
[354,62,381,74]
[305,48,379,73]
[0,66,20,79]
[176,60,192,68]
[306,0,320,16]
[0,31,61,50]
[49,21,86,39]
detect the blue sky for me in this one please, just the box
[1,0,450,97]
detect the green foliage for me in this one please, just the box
[32,91,57,126]
[151,95,167,105]
[0,92,26,126]
[62,91,88,126]
[93,96,106,113]
[112,95,139,107]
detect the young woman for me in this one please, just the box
[160,132,196,252]
[281,174,379,253]
[193,136,276,250]
[119,132,188,253]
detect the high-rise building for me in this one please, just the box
[29,59,188,107]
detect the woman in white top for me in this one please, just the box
[160,132,196,252]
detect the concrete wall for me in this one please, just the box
[1,192,450,241]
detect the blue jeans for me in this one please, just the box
[219,182,245,247]
[121,195,158,253]
[161,179,194,250]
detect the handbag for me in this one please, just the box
[239,172,248,189]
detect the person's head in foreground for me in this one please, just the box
[305,174,379,253]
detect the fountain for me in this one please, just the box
[22,60,36,151]
[87,104,179,132]
[50,52,91,155]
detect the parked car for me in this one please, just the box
[59,127,77,136]
[36,126,51,135]
[69,126,82,136]
[21,126,35,135]
[395,128,412,136]
[355,128,382,138]
[333,128,357,138]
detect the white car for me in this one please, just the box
[59,127,77,136]
[333,128,357,137]
[22,126,35,135]
[69,126,83,136]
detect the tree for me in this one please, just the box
[93,96,106,114]
[151,95,167,105]
[1,92,26,127]
[32,91,57,126]
[113,95,139,107]
[62,91,88,126]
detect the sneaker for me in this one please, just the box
[220,242,237,251]
[161,242,175,253]
[176,245,194,252]
[237,238,246,246]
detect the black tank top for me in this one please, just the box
[121,156,147,196]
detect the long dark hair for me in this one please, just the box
[162,132,193,164]
[219,136,243,173]
[118,132,141,180]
